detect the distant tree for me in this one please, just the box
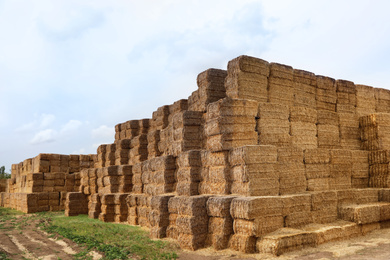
[0,166,11,179]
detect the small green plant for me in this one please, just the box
[0,251,10,260]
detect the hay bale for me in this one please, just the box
[229,234,257,253]
[230,196,282,220]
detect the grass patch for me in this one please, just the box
[0,251,10,260]
[0,207,24,230]
[38,212,178,260]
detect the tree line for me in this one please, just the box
[0,166,11,179]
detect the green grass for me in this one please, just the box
[0,207,24,230]
[38,212,178,260]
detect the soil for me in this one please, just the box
[2,215,390,260]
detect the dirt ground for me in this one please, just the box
[2,215,390,260]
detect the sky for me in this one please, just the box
[1,0,390,172]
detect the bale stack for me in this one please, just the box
[137,194,152,228]
[339,113,360,150]
[88,193,101,219]
[171,111,203,156]
[230,196,284,253]
[158,125,173,156]
[206,97,258,152]
[65,192,88,216]
[96,145,107,168]
[99,194,115,222]
[310,191,338,223]
[293,69,317,109]
[368,150,390,188]
[147,130,161,159]
[97,165,132,194]
[304,149,331,191]
[128,134,148,165]
[278,147,306,195]
[188,69,227,112]
[336,80,356,114]
[225,55,269,102]
[360,113,390,151]
[355,85,376,117]
[257,102,290,147]
[104,144,116,167]
[375,88,390,113]
[167,196,180,240]
[329,150,352,190]
[142,156,176,196]
[351,150,369,188]
[268,63,294,106]
[126,194,138,225]
[25,173,44,193]
[175,195,211,250]
[282,194,312,228]
[148,195,174,239]
[229,145,278,196]
[316,76,336,112]
[176,150,201,196]
[317,110,340,148]
[151,105,170,131]
[206,196,236,250]
[114,193,129,223]
[114,139,130,165]
[199,151,230,195]
[290,106,317,149]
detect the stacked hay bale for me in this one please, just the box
[317,110,340,149]
[96,165,132,194]
[339,112,360,150]
[176,150,201,196]
[351,150,369,188]
[304,149,331,191]
[278,147,306,195]
[99,194,115,222]
[114,139,130,165]
[65,192,88,216]
[336,80,356,113]
[151,105,170,131]
[132,163,143,193]
[360,113,390,151]
[114,193,129,223]
[105,144,116,167]
[149,195,174,238]
[225,55,269,102]
[166,196,180,240]
[175,195,211,250]
[126,194,138,225]
[355,85,376,117]
[368,150,390,188]
[88,193,101,219]
[128,134,148,165]
[293,69,317,109]
[147,130,161,159]
[258,102,290,147]
[25,173,44,193]
[142,156,176,196]
[96,145,106,168]
[290,106,317,149]
[310,191,338,223]
[137,194,151,228]
[171,111,203,156]
[282,194,312,228]
[229,145,278,196]
[330,150,352,190]
[199,150,230,195]
[206,98,258,152]
[188,69,227,112]
[375,88,390,113]
[230,196,284,253]
[206,196,236,250]
[316,76,336,112]
[268,63,294,106]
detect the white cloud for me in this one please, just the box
[91,125,114,140]
[30,129,57,145]
[72,148,86,154]
[39,114,56,128]
[61,120,82,133]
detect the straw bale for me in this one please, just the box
[351,177,369,188]
[207,196,236,217]
[336,79,356,94]
[205,116,255,136]
[269,62,293,79]
[176,182,199,196]
[206,233,231,250]
[208,217,233,235]
[230,178,279,196]
[256,228,316,256]
[232,219,255,235]
[293,69,316,86]
[176,167,201,182]
[207,132,258,152]
[178,233,208,251]
[229,234,256,253]
[207,98,258,120]
[227,55,270,76]
[289,106,317,123]
[369,150,390,165]
[177,195,212,216]
[279,176,307,195]
[177,150,201,168]
[258,102,289,119]
[305,164,330,179]
[148,210,169,227]
[229,145,277,166]
[176,215,209,235]
[317,111,338,125]
[259,133,291,147]
[281,194,311,215]
[330,164,352,178]
[98,213,115,222]
[307,178,329,191]
[230,196,282,220]
[330,150,352,164]
[290,122,317,136]
[339,203,380,224]
[293,91,316,108]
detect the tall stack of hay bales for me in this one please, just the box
[268,63,294,106]
[375,88,390,113]
[304,149,331,191]
[278,147,306,195]
[128,134,148,164]
[142,156,176,196]
[176,150,201,196]
[317,110,340,148]
[329,150,352,190]
[199,150,230,195]
[355,85,376,117]
[293,69,317,109]
[290,106,318,149]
